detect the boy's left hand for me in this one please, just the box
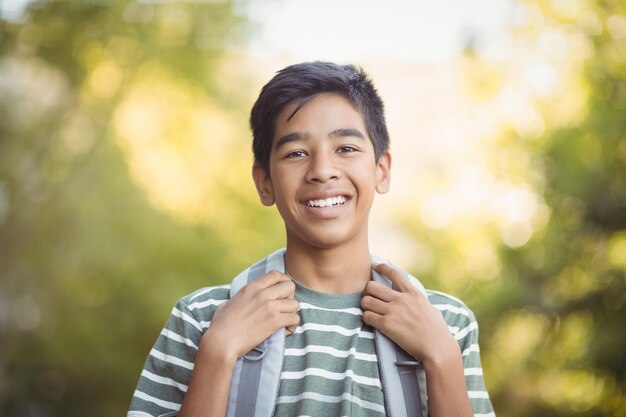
[361,263,459,365]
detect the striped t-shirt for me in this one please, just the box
[128,264,494,416]
[277,279,384,416]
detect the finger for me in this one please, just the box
[373,263,411,293]
[284,326,298,336]
[263,279,297,300]
[281,312,300,334]
[363,280,396,302]
[285,312,301,335]
[274,298,300,313]
[361,295,389,315]
[362,310,384,330]
[253,270,292,289]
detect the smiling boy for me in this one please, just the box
[128,62,494,417]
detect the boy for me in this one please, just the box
[128,62,494,417]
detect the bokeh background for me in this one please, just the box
[0,0,625,416]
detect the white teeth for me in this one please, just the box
[306,196,347,207]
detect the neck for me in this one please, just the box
[284,239,372,294]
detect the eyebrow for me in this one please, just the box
[329,128,365,140]
[274,128,365,150]
[274,132,309,150]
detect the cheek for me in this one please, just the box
[272,184,299,214]
[358,166,380,189]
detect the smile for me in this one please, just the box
[305,196,348,208]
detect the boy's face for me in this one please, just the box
[253,93,391,250]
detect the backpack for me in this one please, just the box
[226,248,428,417]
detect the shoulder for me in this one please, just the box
[180,284,232,305]
[426,289,474,317]
[425,289,478,340]
[172,284,232,322]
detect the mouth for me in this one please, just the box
[305,195,348,208]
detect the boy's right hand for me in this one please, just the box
[202,270,300,361]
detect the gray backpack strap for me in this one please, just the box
[233,260,268,417]
[372,257,428,417]
[227,249,287,417]
[395,347,424,417]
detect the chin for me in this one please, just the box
[292,228,361,250]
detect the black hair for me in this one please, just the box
[250,61,390,172]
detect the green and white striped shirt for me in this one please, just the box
[128,263,494,417]
[277,279,384,416]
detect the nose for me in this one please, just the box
[305,151,340,183]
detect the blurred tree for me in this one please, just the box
[0,1,283,416]
[489,1,626,415]
[395,1,626,416]
[495,1,626,415]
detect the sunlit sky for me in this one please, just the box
[1,0,515,61]
[242,0,515,63]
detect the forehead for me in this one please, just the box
[274,93,366,137]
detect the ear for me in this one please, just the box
[375,151,391,194]
[252,163,275,206]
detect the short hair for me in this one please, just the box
[250,61,390,173]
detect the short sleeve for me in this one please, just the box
[427,291,495,417]
[128,285,230,417]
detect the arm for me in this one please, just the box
[176,335,237,417]
[178,270,300,417]
[361,263,473,417]
[128,271,299,417]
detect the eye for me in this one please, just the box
[337,145,358,153]
[284,150,307,159]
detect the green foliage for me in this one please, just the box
[432,1,625,415]
[0,1,276,416]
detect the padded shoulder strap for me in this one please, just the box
[372,255,428,417]
[227,249,287,417]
